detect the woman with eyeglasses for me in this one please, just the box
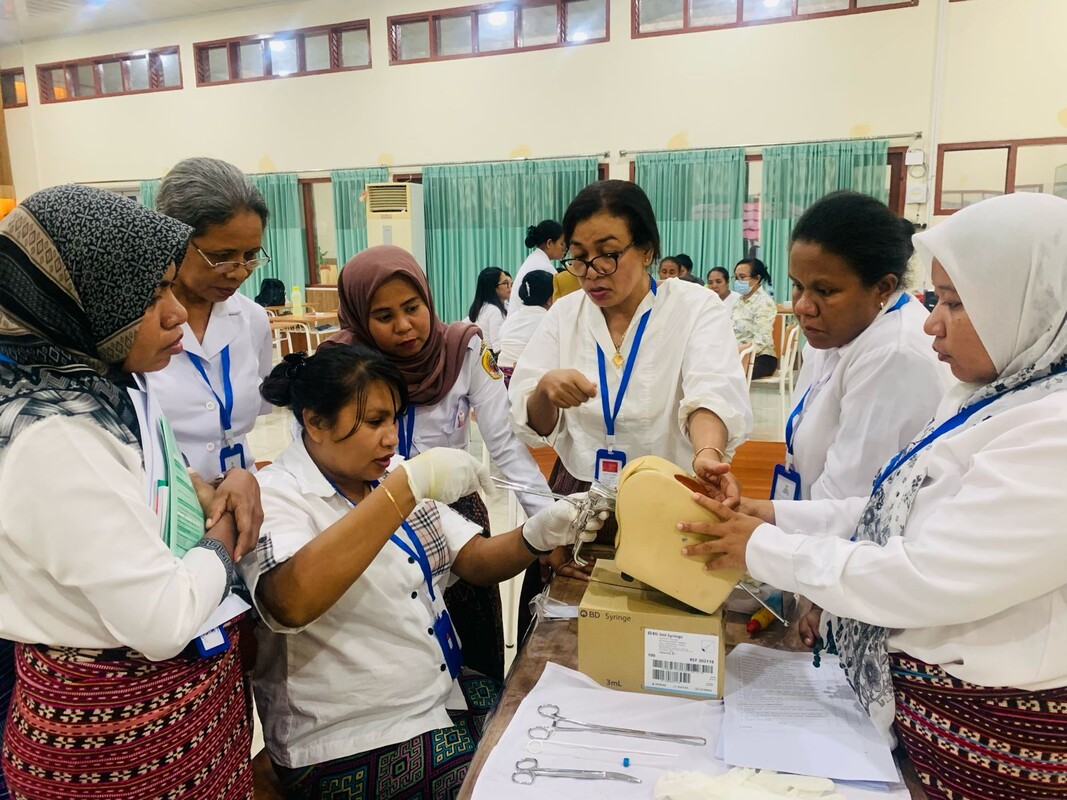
[147,158,274,495]
[468,266,511,356]
[508,181,752,633]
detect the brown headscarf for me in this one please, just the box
[323,245,480,406]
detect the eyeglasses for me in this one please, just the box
[194,244,271,274]
[560,242,636,278]
[497,279,513,288]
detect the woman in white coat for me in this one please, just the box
[468,266,510,354]
[776,191,951,503]
[681,192,1067,800]
[147,158,273,542]
[322,246,555,679]
[510,219,565,308]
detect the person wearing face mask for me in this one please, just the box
[706,266,741,314]
[775,191,951,503]
[147,158,273,493]
[244,345,601,800]
[512,219,566,308]
[0,186,253,800]
[509,181,752,635]
[731,257,779,378]
[680,192,1067,800]
[321,247,554,680]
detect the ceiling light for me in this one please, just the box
[487,11,507,26]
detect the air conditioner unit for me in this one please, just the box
[366,182,426,270]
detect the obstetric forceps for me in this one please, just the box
[511,758,642,785]
[528,704,707,746]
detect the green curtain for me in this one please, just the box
[139,179,160,210]
[245,173,307,300]
[332,167,389,266]
[635,149,746,280]
[424,158,599,323]
[761,140,889,299]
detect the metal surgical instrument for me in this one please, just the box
[528,704,707,746]
[511,758,642,785]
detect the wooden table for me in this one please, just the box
[269,313,339,355]
[457,574,927,799]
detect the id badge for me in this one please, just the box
[770,464,801,501]
[431,593,463,679]
[219,442,246,473]
[594,448,627,489]
[194,625,230,658]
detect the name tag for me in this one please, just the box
[431,593,463,679]
[770,464,801,501]
[194,625,230,658]
[220,442,246,473]
[594,448,627,489]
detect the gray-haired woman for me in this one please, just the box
[147,158,274,543]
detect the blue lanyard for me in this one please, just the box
[785,293,910,457]
[396,407,417,460]
[596,278,657,449]
[186,346,234,433]
[0,353,13,364]
[870,363,1067,496]
[325,476,437,602]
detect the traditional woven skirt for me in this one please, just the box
[0,638,14,800]
[1,622,253,800]
[273,670,501,800]
[444,493,505,681]
[891,653,1067,800]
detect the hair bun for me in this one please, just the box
[284,351,309,379]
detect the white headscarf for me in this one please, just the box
[822,192,1067,743]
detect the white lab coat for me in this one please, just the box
[750,385,1067,692]
[509,279,752,482]
[408,337,552,516]
[498,305,548,368]
[473,303,505,353]
[788,293,952,500]
[147,292,273,480]
[510,248,555,308]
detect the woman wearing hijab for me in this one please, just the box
[680,192,1067,800]
[0,186,253,799]
[322,246,554,679]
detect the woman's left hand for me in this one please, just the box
[677,493,763,572]
[206,469,264,561]
[693,453,741,509]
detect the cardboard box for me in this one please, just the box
[578,560,725,700]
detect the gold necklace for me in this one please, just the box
[612,349,624,369]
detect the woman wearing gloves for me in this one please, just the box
[241,345,598,800]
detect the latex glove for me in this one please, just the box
[400,447,491,505]
[522,493,607,554]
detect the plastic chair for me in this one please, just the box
[269,320,314,358]
[749,324,800,424]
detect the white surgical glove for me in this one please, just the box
[399,448,491,505]
[522,492,607,555]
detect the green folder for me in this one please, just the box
[159,415,206,558]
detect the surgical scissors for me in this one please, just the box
[528,704,707,746]
[511,758,642,785]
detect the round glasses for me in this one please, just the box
[559,242,636,278]
[194,244,272,274]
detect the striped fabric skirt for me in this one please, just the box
[1,623,252,800]
[445,493,505,681]
[273,670,501,800]
[0,639,13,800]
[891,653,1067,799]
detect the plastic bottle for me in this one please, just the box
[291,286,304,317]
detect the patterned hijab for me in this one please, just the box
[323,245,479,406]
[824,192,1067,741]
[0,184,192,448]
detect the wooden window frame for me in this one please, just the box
[194,19,371,87]
[934,137,1067,215]
[36,47,181,104]
[388,0,610,65]
[631,0,918,40]
[1,68,28,109]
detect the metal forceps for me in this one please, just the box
[511,757,642,785]
[490,477,576,505]
[528,704,707,746]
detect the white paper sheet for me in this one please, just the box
[722,644,900,784]
[193,594,251,639]
[472,662,909,799]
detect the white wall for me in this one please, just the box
[0,0,1064,207]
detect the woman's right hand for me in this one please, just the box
[400,448,491,505]
[798,604,823,648]
[535,369,597,409]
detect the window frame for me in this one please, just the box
[36,47,182,104]
[388,0,610,65]
[193,19,371,86]
[1,68,28,109]
[934,137,1067,215]
[631,0,918,40]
